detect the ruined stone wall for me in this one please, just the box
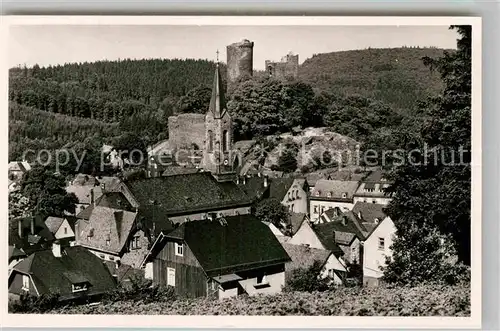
[227,39,254,85]
[168,114,206,150]
[265,53,299,80]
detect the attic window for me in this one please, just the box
[315,190,321,197]
[341,192,347,199]
[327,191,333,198]
[72,282,89,293]
[130,235,141,250]
[106,233,111,246]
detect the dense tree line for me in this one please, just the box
[383,26,472,284]
[299,47,447,112]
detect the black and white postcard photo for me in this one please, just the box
[1,16,481,329]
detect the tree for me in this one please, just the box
[384,26,472,283]
[176,85,212,114]
[20,166,78,218]
[254,198,289,229]
[285,260,330,292]
[276,144,298,173]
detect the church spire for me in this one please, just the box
[208,55,226,119]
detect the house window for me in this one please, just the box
[175,242,184,257]
[351,246,357,257]
[99,254,105,259]
[72,282,89,293]
[328,269,334,278]
[130,235,141,250]
[291,204,294,212]
[378,237,385,250]
[313,205,318,214]
[64,227,68,235]
[167,267,176,286]
[22,275,30,291]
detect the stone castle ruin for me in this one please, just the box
[157,40,299,169]
[226,39,254,88]
[265,52,299,80]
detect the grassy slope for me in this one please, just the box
[50,284,469,316]
[299,47,449,111]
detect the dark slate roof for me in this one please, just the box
[289,212,306,235]
[9,245,27,261]
[44,216,66,234]
[311,179,360,201]
[77,206,138,255]
[76,204,94,220]
[97,192,136,212]
[282,243,333,274]
[363,169,389,183]
[312,217,360,252]
[162,166,200,177]
[352,202,387,224]
[236,177,270,201]
[269,177,295,201]
[319,210,367,243]
[10,246,116,300]
[125,172,253,216]
[9,216,55,250]
[163,215,291,277]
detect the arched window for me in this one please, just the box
[222,130,229,152]
[208,130,213,152]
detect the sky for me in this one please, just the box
[8,25,459,70]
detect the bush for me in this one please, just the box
[49,283,470,316]
[285,261,331,293]
[103,274,177,304]
[9,293,60,313]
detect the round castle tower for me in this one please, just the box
[226,39,254,85]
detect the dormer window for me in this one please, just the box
[106,233,111,246]
[341,192,347,199]
[315,190,321,197]
[72,282,89,293]
[327,191,332,198]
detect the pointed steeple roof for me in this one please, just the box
[208,62,227,119]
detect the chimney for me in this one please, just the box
[52,241,62,257]
[263,175,269,188]
[90,188,95,205]
[18,219,22,238]
[30,217,35,235]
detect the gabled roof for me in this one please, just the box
[208,63,227,119]
[269,177,295,201]
[9,245,27,261]
[281,243,333,273]
[312,215,363,250]
[289,212,306,235]
[161,215,291,277]
[322,209,368,241]
[352,202,387,224]
[97,192,135,212]
[10,246,116,299]
[125,172,253,216]
[311,179,360,201]
[45,217,66,234]
[77,206,138,255]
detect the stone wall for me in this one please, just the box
[168,114,206,150]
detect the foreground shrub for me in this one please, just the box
[9,293,60,313]
[284,261,331,293]
[50,283,470,316]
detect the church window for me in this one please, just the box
[208,131,214,152]
[222,130,229,152]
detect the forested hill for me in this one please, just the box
[299,47,450,111]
